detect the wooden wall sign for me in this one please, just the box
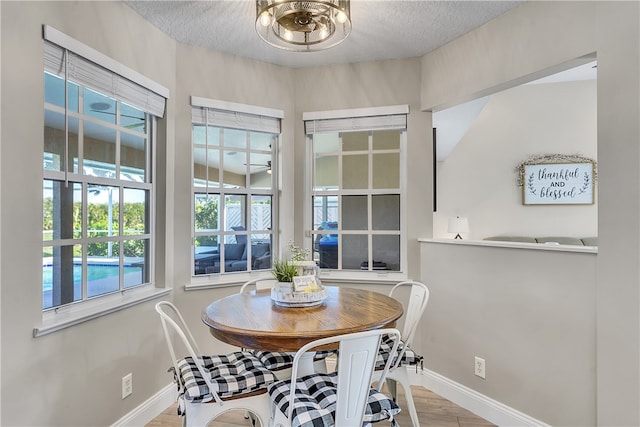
[522,162,595,205]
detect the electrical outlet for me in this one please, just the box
[475,356,486,379]
[122,373,133,399]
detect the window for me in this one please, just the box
[304,106,407,274]
[191,98,282,277]
[42,27,167,312]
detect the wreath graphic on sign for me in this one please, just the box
[578,172,591,194]
[515,153,597,188]
[526,172,537,195]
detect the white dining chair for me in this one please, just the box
[239,277,278,294]
[240,278,333,379]
[372,280,430,427]
[155,301,276,427]
[268,328,402,427]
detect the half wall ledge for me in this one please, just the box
[418,238,598,254]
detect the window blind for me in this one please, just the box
[191,106,281,134]
[304,114,407,134]
[44,40,167,118]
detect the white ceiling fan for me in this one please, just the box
[245,160,272,174]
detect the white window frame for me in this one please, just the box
[303,105,409,284]
[35,26,170,337]
[188,97,283,289]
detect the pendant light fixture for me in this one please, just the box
[255,0,351,52]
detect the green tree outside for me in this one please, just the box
[43,199,147,257]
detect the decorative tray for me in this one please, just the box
[271,284,328,308]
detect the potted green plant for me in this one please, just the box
[272,257,299,283]
[271,243,325,305]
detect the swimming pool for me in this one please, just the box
[42,262,143,309]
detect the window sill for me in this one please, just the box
[34,286,172,337]
[318,270,408,286]
[185,270,407,291]
[185,272,274,291]
[418,238,598,254]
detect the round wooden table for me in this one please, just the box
[201,286,403,352]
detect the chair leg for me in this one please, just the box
[386,378,398,401]
[388,367,420,427]
[184,394,270,427]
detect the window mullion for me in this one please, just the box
[217,128,223,192]
[63,48,69,186]
[204,108,209,195]
[338,133,344,270]
[115,103,123,292]
[118,186,124,292]
[367,131,373,271]
[115,102,121,180]
[82,182,88,302]
[77,90,84,176]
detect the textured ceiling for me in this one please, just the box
[124,0,525,68]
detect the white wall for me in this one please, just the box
[435,80,597,239]
[421,241,597,425]
[594,3,640,425]
[420,1,639,425]
[1,2,177,425]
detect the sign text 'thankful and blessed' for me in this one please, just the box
[523,163,594,205]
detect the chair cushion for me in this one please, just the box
[375,336,423,368]
[252,243,271,259]
[176,351,276,403]
[268,372,400,427]
[535,236,584,245]
[224,243,246,260]
[252,350,336,371]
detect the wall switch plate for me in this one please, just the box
[122,373,133,399]
[475,356,486,379]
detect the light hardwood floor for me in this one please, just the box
[146,385,495,427]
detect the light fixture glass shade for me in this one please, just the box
[448,216,469,239]
[255,0,351,52]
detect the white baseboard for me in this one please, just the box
[111,383,177,427]
[412,368,550,427]
[115,369,548,427]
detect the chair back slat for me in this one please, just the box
[335,333,384,425]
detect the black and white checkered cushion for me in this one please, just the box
[175,351,276,404]
[252,350,336,371]
[375,335,423,368]
[268,372,400,427]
